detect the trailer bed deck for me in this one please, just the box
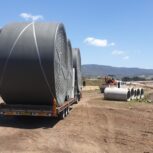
[0,97,77,117]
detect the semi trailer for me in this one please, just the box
[0,22,82,119]
[0,83,81,120]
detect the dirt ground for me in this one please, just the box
[0,90,153,153]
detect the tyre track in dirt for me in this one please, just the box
[81,92,120,153]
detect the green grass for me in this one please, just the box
[83,78,105,86]
[129,95,152,105]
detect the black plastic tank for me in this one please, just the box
[0,22,69,106]
[67,40,73,99]
[72,48,82,92]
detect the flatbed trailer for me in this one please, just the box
[0,95,80,119]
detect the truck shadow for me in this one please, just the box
[0,116,60,129]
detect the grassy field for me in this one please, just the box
[83,78,105,86]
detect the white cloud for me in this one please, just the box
[20,13,43,21]
[109,42,115,46]
[84,37,115,47]
[123,56,129,60]
[112,50,130,60]
[84,37,108,47]
[112,50,124,55]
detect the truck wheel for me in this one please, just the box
[67,107,70,114]
[65,108,68,116]
[75,97,79,104]
[78,93,81,101]
[66,107,70,115]
[59,110,66,120]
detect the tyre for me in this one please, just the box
[65,108,68,116]
[59,110,66,120]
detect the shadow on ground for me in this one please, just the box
[0,116,59,129]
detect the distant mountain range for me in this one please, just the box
[82,64,153,78]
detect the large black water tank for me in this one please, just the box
[72,48,82,92]
[67,39,73,98]
[0,22,69,106]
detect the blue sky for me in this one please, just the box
[0,0,153,69]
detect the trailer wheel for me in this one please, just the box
[75,97,78,104]
[65,108,68,116]
[67,107,70,114]
[59,110,66,120]
[78,93,81,101]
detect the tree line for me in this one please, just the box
[122,76,152,81]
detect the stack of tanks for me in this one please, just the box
[0,22,82,106]
[104,86,144,102]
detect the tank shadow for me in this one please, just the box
[0,116,59,129]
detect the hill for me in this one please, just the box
[82,64,153,78]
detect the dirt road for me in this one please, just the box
[0,90,153,153]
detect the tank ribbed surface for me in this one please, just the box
[0,22,68,106]
[72,48,82,92]
[67,40,73,98]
